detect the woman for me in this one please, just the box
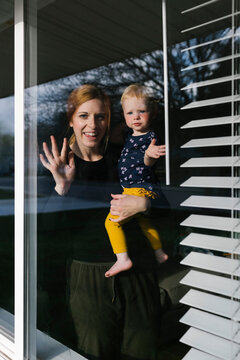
[40,84,161,360]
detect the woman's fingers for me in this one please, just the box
[110,194,121,211]
[60,137,68,161]
[110,194,124,209]
[68,151,75,169]
[110,194,150,223]
[109,215,124,223]
[51,135,61,160]
[109,205,119,215]
[110,193,122,201]
[40,137,75,188]
[39,153,50,170]
[110,194,131,222]
[42,136,67,167]
[42,141,55,164]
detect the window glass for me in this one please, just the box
[0,1,237,359]
[34,1,236,359]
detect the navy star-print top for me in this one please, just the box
[118,131,159,193]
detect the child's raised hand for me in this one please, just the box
[145,139,166,160]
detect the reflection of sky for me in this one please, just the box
[0,96,14,135]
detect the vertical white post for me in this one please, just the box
[14,0,25,359]
[25,1,38,357]
[162,0,170,185]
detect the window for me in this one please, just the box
[0,1,239,359]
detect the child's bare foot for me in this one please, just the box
[155,248,168,264]
[105,252,133,277]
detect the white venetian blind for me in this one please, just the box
[178,1,240,359]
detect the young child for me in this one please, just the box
[105,84,168,278]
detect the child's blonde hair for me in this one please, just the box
[121,84,156,115]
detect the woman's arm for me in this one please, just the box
[109,194,150,222]
[39,136,75,196]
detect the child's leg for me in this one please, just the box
[105,212,128,254]
[105,212,132,277]
[137,215,168,264]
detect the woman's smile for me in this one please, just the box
[83,131,98,139]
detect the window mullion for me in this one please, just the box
[14,0,25,359]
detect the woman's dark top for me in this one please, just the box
[66,151,121,262]
[37,144,159,344]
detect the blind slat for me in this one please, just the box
[180,327,240,360]
[181,136,240,148]
[180,176,240,188]
[181,0,221,15]
[181,95,240,110]
[181,33,237,52]
[182,348,221,360]
[180,308,240,342]
[181,156,240,167]
[181,214,240,232]
[180,233,240,254]
[180,289,240,320]
[181,12,240,34]
[182,34,240,54]
[180,195,240,210]
[181,54,240,71]
[181,115,240,129]
[180,270,240,298]
[181,74,240,90]
[180,252,240,276]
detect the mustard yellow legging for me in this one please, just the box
[105,187,162,254]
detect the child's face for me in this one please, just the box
[122,97,150,136]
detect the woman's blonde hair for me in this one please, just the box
[67,84,111,151]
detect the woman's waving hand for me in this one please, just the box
[39,135,75,195]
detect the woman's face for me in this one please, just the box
[70,98,108,152]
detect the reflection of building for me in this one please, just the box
[0,0,239,359]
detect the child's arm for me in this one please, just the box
[144,138,166,167]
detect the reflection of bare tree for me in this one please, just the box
[22,28,232,176]
[0,28,231,176]
[34,28,231,126]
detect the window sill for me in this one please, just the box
[0,308,86,360]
